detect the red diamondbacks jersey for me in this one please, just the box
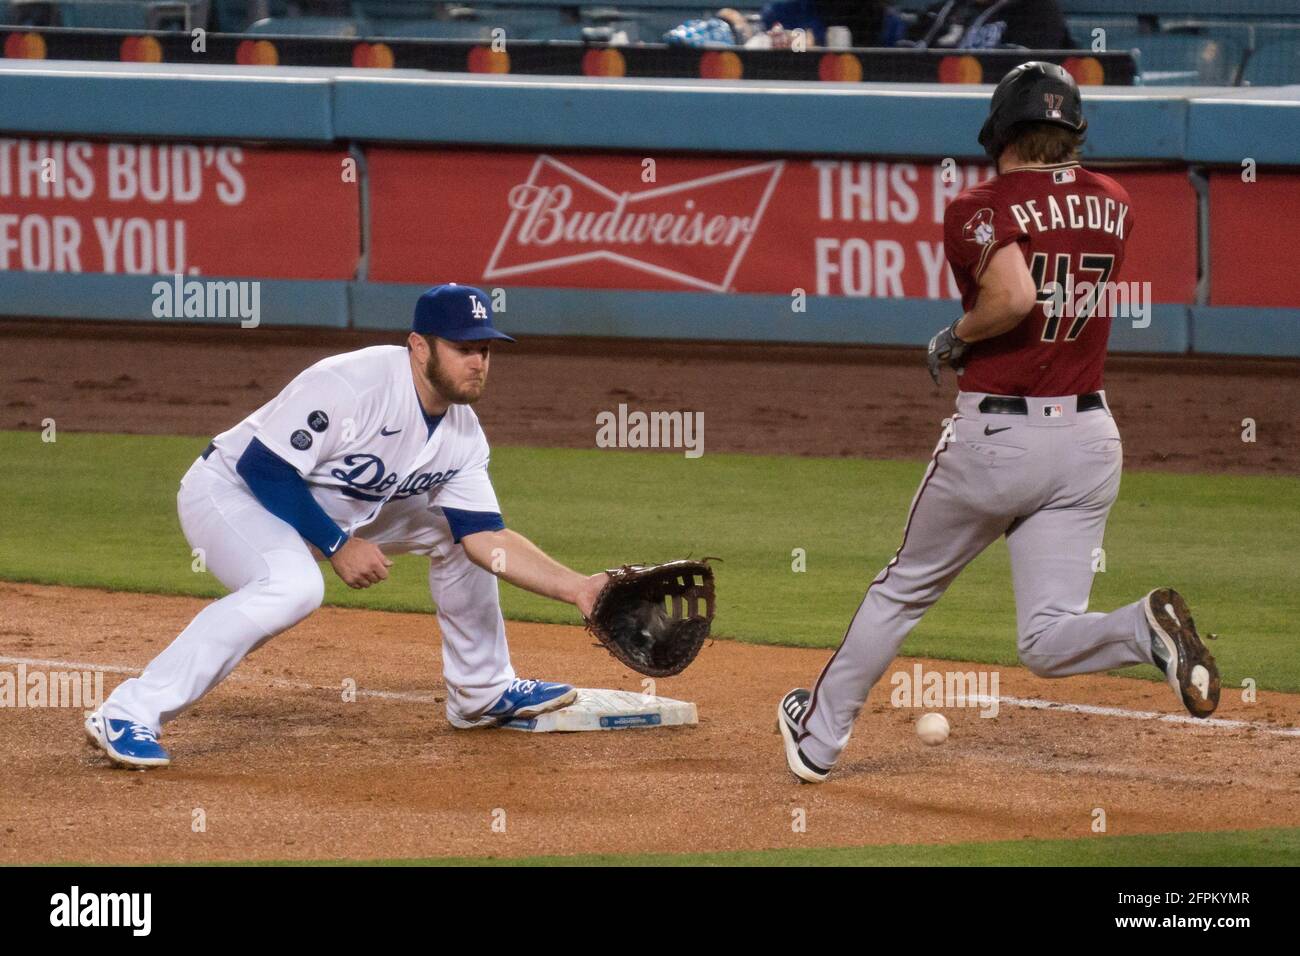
[943,162,1135,396]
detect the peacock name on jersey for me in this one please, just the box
[1008,194,1128,238]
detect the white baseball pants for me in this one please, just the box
[103,458,515,733]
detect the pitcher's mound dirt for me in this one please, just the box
[2,583,1296,864]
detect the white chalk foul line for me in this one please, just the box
[1,656,138,676]
[0,656,440,705]
[969,694,1300,738]
[3,656,1297,737]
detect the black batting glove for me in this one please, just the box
[927,319,970,386]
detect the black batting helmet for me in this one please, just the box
[978,61,1087,159]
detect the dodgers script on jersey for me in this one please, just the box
[943,161,1134,396]
[205,345,500,533]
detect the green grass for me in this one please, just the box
[2,431,1297,691]
[217,828,1300,866]
[37,828,1300,867]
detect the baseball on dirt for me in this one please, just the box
[916,712,950,745]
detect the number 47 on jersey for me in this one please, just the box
[1030,252,1116,342]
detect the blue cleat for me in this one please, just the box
[84,710,171,768]
[448,678,577,729]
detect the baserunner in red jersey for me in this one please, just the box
[776,62,1221,784]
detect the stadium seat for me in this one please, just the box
[577,6,681,42]
[1161,20,1255,49]
[146,0,206,29]
[580,5,726,38]
[507,22,584,40]
[57,0,152,28]
[350,0,441,20]
[1243,41,1300,86]
[1254,24,1300,48]
[4,0,56,25]
[364,18,495,39]
[449,9,575,40]
[59,0,205,29]
[1066,16,1143,53]
[358,2,568,34]
[213,0,290,31]
[1130,33,1244,85]
[248,14,368,35]
[575,19,639,42]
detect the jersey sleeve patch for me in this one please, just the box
[248,365,359,478]
[962,207,996,246]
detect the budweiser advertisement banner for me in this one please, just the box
[0,138,358,279]
[1208,173,1300,308]
[368,149,1196,302]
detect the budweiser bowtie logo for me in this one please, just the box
[485,155,785,291]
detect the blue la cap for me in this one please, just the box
[412,284,516,342]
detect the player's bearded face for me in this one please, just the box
[426,338,490,404]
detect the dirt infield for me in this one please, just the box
[2,582,1298,865]
[2,319,1298,863]
[1,320,1297,473]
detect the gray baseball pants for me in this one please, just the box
[798,390,1157,770]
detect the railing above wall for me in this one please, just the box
[1058,0,1300,17]
[2,58,1297,164]
[0,25,1138,84]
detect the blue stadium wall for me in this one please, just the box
[1,61,1298,356]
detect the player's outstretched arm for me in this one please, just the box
[460,529,608,618]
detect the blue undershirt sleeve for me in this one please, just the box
[441,507,506,544]
[236,437,349,557]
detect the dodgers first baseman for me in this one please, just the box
[777,62,1222,783]
[86,284,611,768]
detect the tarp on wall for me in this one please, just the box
[367,148,1197,303]
[0,138,359,279]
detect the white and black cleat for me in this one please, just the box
[777,688,830,784]
[1145,587,1220,719]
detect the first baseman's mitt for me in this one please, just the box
[585,559,715,677]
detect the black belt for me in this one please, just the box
[978,392,1104,416]
[202,441,215,459]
